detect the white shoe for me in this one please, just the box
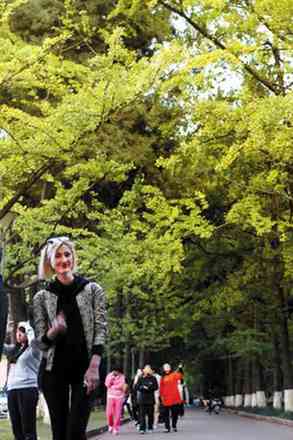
[108,426,113,433]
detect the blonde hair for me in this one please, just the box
[38,237,77,280]
[143,364,153,375]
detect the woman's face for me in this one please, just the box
[163,363,171,373]
[143,365,152,376]
[16,328,28,345]
[54,245,74,276]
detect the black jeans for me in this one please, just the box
[163,404,180,430]
[123,399,133,419]
[132,403,139,423]
[8,387,39,440]
[139,404,154,431]
[40,370,92,440]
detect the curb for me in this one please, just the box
[225,408,293,428]
[87,418,131,438]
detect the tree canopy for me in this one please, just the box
[0,0,293,401]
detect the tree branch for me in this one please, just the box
[158,0,279,95]
[0,160,55,222]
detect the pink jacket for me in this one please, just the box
[105,372,126,399]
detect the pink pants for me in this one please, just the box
[106,397,124,431]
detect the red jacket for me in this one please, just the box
[160,371,183,406]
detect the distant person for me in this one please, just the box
[130,369,142,427]
[3,321,41,440]
[122,380,133,420]
[178,376,186,417]
[105,366,126,435]
[152,368,161,429]
[160,363,183,433]
[33,237,107,440]
[135,365,158,434]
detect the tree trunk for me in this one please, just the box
[235,359,243,407]
[139,349,145,368]
[106,346,112,374]
[251,359,257,407]
[0,276,8,360]
[225,355,234,407]
[123,343,129,378]
[270,199,293,411]
[243,359,252,407]
[276,287,293,411]
[131,348,136,377]
[254,358,266,407]
[272,333,283,409]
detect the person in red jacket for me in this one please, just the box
[159,363,183,433]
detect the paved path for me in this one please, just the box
[97,409,293,440]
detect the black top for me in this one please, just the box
[44,275,103,382]
[135,375,158,405]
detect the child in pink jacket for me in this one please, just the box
[105,367,126,435]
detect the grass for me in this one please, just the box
[0,408,107,440]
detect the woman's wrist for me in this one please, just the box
[46,329,56,340]
[90,354,101,368]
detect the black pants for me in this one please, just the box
[8,387,38,440]
[139,404,154,431]
[132,403,139,423]
[163,404,180,430]
[40,370,92,440]
[123,399,133,419]
[179,402,185,417]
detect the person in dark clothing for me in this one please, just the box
[33,237,107,440]
[3,321,41,440]
[135,365,158,434]
[130,369,142,427]
[122,380,133,420]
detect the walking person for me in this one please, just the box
[177,376,186,417]
[130,369,142,427]
[160,363,183,433]
[105,366,126,435]
[3,321,41,440]
[33,237,107,440]
[135,365,158,434]
[153,368,161,429]
[122,381,133,420]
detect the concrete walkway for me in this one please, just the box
[95,409,293,440]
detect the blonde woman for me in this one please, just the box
[33,237,107,440]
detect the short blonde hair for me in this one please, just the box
[143,365,153,375]
[38,237,77,280]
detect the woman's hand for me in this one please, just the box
[84,355,100,395]
[47,312,67,340]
